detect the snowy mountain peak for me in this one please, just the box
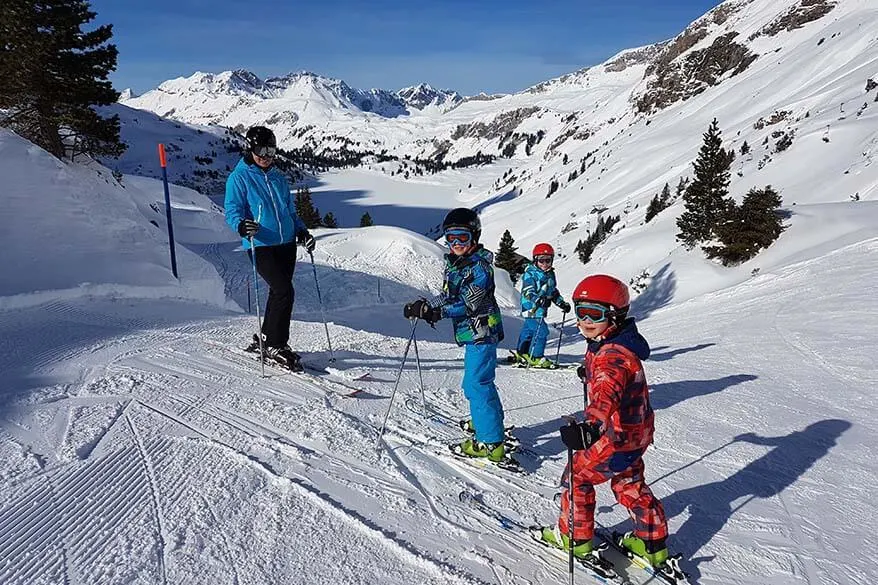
[118,88,136,100]
[397,83,463,111]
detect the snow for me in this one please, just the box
[2,0,878,583]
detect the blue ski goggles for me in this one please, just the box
[574,302,612,323]
[444,229,473,246]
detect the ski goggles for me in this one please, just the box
[574,302,612,323]
[252,145,277,159]
[534,254,554,265]
[444,229,473,246]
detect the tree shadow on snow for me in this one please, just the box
[600,419,851,584]
[649,374,757,410]
[648,343,716,362]
[630,263,676,321]
[509,373,757,470]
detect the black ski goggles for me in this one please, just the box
[252,145,276,159]
[534,254,554,265]
[574,302,612,323]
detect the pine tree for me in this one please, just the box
[322,212,338,228]
[295,187,322,229]
[576,214,620,265]
[704,185,786,265]
[0,0,125,159]
[494,229,524,283]
[359,212,374,227]
[676,119,734,249]
[645,182,672,223]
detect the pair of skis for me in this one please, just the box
[460,489,690,585]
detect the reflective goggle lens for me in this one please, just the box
[574,302,610,323]
[534,255,554,264]
[444,229,472,245]
[253,146,276,158]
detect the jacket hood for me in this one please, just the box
[589,318,650,360]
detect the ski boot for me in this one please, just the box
[619,533,668,567]
[531,525,619,580]
[457,419,521,451]
[450,439,523,472]
[454,438,505,462]
[244,333,264,353]
[618,532,688,584]
[263,345,303,372]
[508,350,530,366]
[527,356,558,369]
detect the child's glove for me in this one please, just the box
[403,299,441,324]
[576,364,586,382]
[536,296,552,309]
[560,421,601,451]
[558,300,571,313]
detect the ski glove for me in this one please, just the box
[404,299,441,324]
[536,296,552,309]
[558,300,572,313]
[560,421,602,451]
[237,219,260,238]
[298,231,316,253]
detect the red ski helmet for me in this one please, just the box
[572,274,630,310]
[532,243,555,258]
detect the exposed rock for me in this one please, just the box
[636,32,758,113]
[450,107,540,141]
[750,0,837,40]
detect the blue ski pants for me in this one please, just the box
[462,343,505,444]
[517,317,549,358]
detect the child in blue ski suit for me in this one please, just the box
[404,208,507,461]
[514,243,571,368]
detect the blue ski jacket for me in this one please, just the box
[431,246,504,346]
[519,263,567,318]
[224,158,307,250]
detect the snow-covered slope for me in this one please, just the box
[0,128,233,310]
[0,124,874,584]
[2,1,877,584]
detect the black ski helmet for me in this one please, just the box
[442,207,481,243]
[244,126,276,153]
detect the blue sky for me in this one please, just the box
[91,0,721,96]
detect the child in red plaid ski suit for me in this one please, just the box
[539,274,669,567]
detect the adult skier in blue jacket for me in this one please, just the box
[403,208,509,463]
[513,243,571,368]
[225,126,315,370]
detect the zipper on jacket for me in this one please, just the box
[263,172,284,242]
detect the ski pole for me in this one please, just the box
[567,420,576,585]
[554,313,568,365]
[526,316,547,370]
[375,319,419,448]
[411,321,427,419]
[308,250,335,363]
[249,209,265,378]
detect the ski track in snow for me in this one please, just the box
[0,242,875,584]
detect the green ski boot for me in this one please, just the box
[535,525,593,559]
[619,532,669,567]
[528,356,558,369]
[457,438,506,462]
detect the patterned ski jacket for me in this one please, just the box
[224,157,308,250]
[582,319,654,453]
[519,262,567,318]
[431,246,504,346]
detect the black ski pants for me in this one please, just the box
[249,241,297,348]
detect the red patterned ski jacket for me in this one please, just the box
[582,319,654,453]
